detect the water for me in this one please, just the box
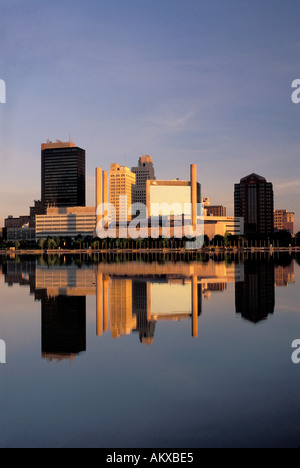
[0,253,299,448]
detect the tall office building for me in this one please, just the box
[234,173,274,235]
[41,140,86,211]
[109,164,136,222]
[131,155,156,205]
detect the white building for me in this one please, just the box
[146,178,201,218]
[36,207,96,239]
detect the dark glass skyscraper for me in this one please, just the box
[41,140,86,211]
[234,173,274,235]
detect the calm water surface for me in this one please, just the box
[0,253,300,448]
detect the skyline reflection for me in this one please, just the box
[0,254,296,361]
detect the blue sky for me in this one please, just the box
[0,0,300,229]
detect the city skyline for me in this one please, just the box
[0,0,300,231]
[2,143,295,239]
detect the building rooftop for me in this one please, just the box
[46,207,96,215]
[139,155,153,165]
[41,140,76,150]
[110,164,135,174]
[240,173,267,183]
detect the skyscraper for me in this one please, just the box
[234,173,274,235]
[109,164,136,222]
[131,155,156,205]
[41,140,86,211]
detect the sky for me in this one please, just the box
[0,0,299,230]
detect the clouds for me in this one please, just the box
[276,179,300,192]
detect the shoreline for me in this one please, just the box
[1,247,300,256]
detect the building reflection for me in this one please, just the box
[110,279,136,339]
[94,261,242,342]
[0,255,296,355]
[202,282,227,300]
[35,265,93,361]
[96,274,201,342]
[1,260,88,362]
[132,280,156,345]
[41,293,86,362]
[275,262,295,287]
[235,259,275,323]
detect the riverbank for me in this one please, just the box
[1,246,300,256]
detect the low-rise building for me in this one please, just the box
[7,227,36,241]
[5,200,43,241]
[206,205,227,217]
[36,207,96,239]
[204,216,244,240]
[274,210,295,234]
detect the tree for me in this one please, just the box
[14,241,20,250]
[47,238,57,250]
[201,235,210,247]
[38,238,46,250]
[212,235,224,247]
[273,230,292,247]
[224,233,232,247]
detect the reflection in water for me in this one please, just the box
[235,259,275,323]
[110,279,136,339]
[275,263,295,287]
[132,280,156,345]
[41,294,86,362]
[0,254,296,361]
